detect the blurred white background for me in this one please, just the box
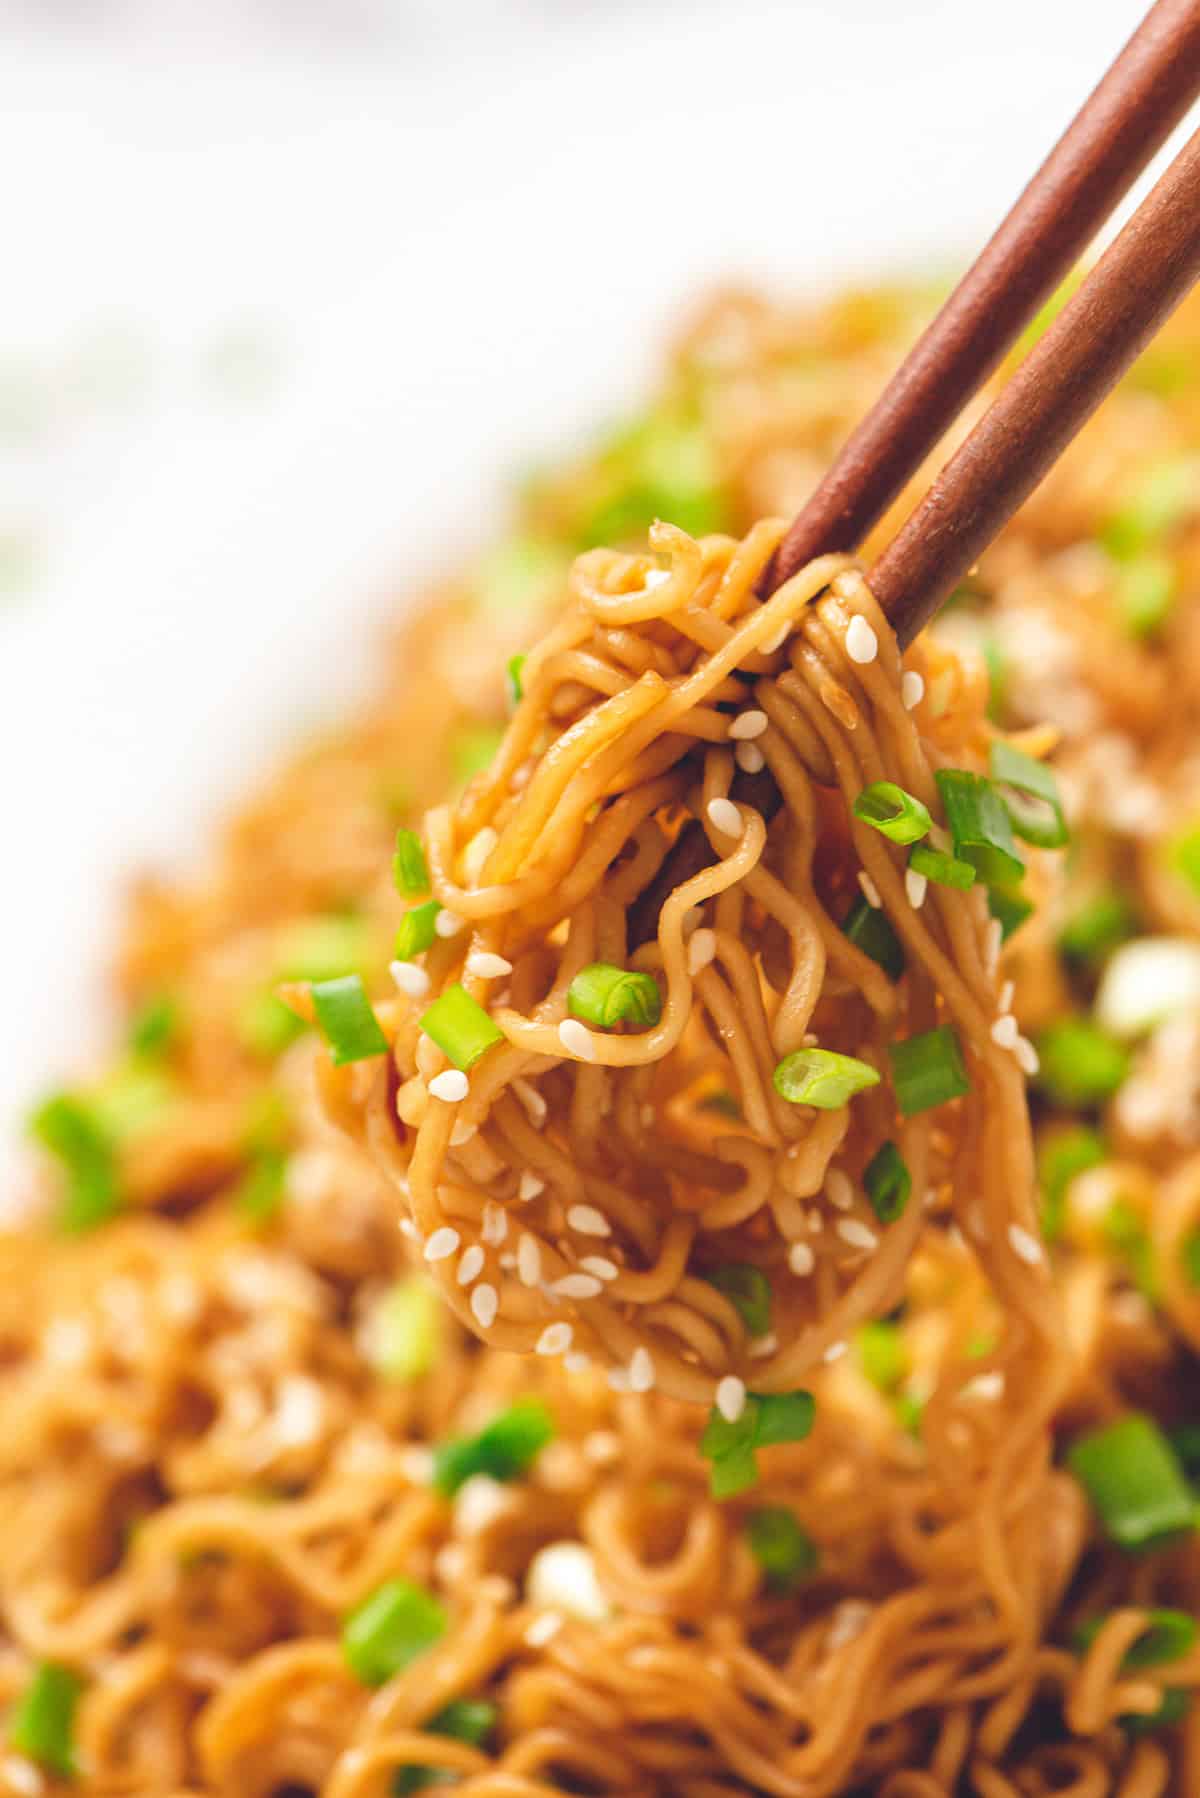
[0,0,1165,1163]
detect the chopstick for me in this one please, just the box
[874,122,1200,643]
[768,0,1200,595]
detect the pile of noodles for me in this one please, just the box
[4,279,1200,1796]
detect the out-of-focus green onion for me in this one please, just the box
[395,1700,498,1794]
[568,963,662,1029]
[311,975,389,1066]
[1123,1687,1193,1737]
[127,992,180,1060]
[1068,1413,1197,1551]
[472,536,565,616]
[981,633,1008,724]
[705,1264,772,1336]
[28,1094,118,1233]
[895,1391,925,1438]
[392,829,430,898]
[755,1391,817,1446]
[1181,1230,1200,1290]
[395,901,441,962]
[851,781,932,845]
[432,1399,555,1497]
[233,1147,287,1229]
[1037,1126,1106,1240]
[700,1390,815,1499]
[342,1579,448,1686]
[506,654,526,708]
[988,886,1035,942]
[420,984,504,1071]
[368,1276,443,1381]
[1035,1018,1129,1107]
[452,725,504,785]
[773,1049,880,1110]
[744,1507,818,1592]
[1075,1608,1197,1669]
[1116,552,1177,637]
[88,1065,175,1143]
[1018,268,1085,352]
[238,990,308,1059]
[841,898,905,982]
[1102,1200,1158,1303]
[989,742,1069,849]
[888,1026,970,1117]
[1129,345,1196,398]
[857,1319,907,1391]
[1101,456,1200,561]
[9,1663,83,1776]
[863,1141,911,1223]
[1059,889,1136,961]
[1168,1422,1200,1475]
[1167,821,1200,900]
[935,769,1026,887]
[908,844,976,890]
[275,914,369,983]
[579,416,728,548]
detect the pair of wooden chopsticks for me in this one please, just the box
[769,0,1200,642]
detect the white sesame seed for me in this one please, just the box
[457,1244,485,1286]
[536,1322,573,1356]
[734,741,766,775]
[730,709,768,740]
[846,616,878,665]
[564,1352,592,1374]
[1008,1223,1044,1266]
[990,1014,1019,1049]
[524,1611,563,1647]
[481,1203,508,1245]
[999,979,1014,1013]
[759,620,791,655]
[513,1079,547,1128]
[567,1204,611,1237]
[466,950,513,980]
[788,1241,815,1276]
[836,1218,878,1251]
[1015,1036,1040,1076]
[629,1347,656,1392]
[687,928,717,976]
[552,1274,604,1300]
[462,827,499,884]
[857,871,882,909]
[390,960,431,999]
[807,1209,824,1232]
[517,1234,542,1287]
[435,908,465,939]
[425,1226,461,1262]
[580,1256,619,1281]
[826,1168,855,1210]
[901,670,925,711]
[518,1170,545,1203]
[823,1340,848,1364]
[558,1018,597,1061]
[966,1371,1005,1402]
[905,867,928,909]
[429,1069,470,1103]
[471,1283,499,1328]
[706,796,744,839]
[749,1331,778,1358]
[606,1367,632,1392]
[715,1375,747,1422]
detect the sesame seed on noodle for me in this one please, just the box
[518,1170,545,1202]
[716,1375,746,1422]
[517,1235,542,1287]
[629,1347,656,1392]
[990,1015,1019,1049]
[901,669,925,710]
[466,950,513,980]
[857,871,882,909]
[434,908,465,939]
[788,1241,815,1276]
[735,741,766,775]
[456,1245,485,1286]
[390,960,431,999]
[558,1019,597,1061]
[905,867,927,909]
[730,710,768,740]
[1008,1223,1043,1266]
[567,1204,611,1237]
[537,1322,573,1356]
[429,1069,469,1103]
[552,1273,604,1300]
[706,797,744,838]
[846,616,878,664]
[424,1227,460,1262]
[470,1284,499,1328]
[836,1218,878,1251]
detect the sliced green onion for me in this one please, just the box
[1035,1018,1129,1107]
[127,992,180,1059]
[988,885,1035,942]
[863,1141,911,1223]
[851,781,932,845]
[842,898,905,982]
[895,1391,925,1438]
[395,1699,498,1794]
[1116,552,1176,637]
[1101,455,1200,560]
[856,1319,907,1391]
[989,741,1069,849]
[452,725,504,785]
[773,1049,880,1110]
[908,843,976,890]
[1102,1200,1158,1303]
[567,963,662,1030]
[935,769,1026,887]
[342,1579,448,1686]
[708,1445,760,1500]
[1038,1126,1106,1240]
[700,1390,815,1499]
[745,1507,818,1592]
[420,984,504,1071]
[1168,822,1200,900]
[754,1390,816,1446]
[473,535,565,616]
[1058,889,1135,961]
[1168,1423,1200,1476]
[1068,1413,1197,1551]
[311,975,389,1065]
[1182,1230,1200,1290]
[238,990,308,1059]
[705,1264,772,1337]
[29,1094,118,1233]
[392,829,430,897]
[1075,1609,1197,1669]
[395,901,441,961]
[276,914,369,982]
[432,1399,555,1497]
[233,1147,287,1228]
[9,1663,83,1776]
[368,1276,443,1381]
[888,1026,970,1117]
[506,654,526,707]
